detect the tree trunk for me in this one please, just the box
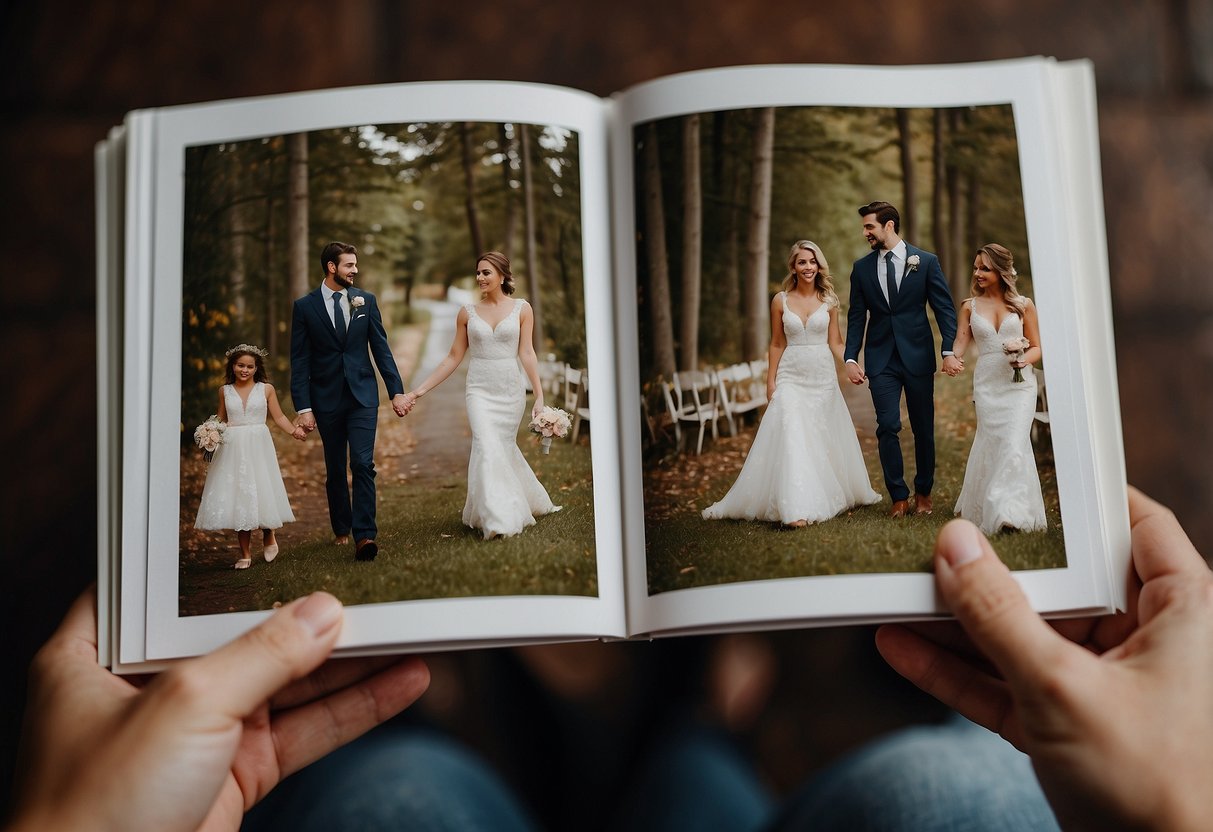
[680,113,702,371]
[228,162,247,319]
[461,122,485,261]
[642,121,676,380]
[966,172,981,257]
[286,132,309,307]
[264,191,277,358]
[742,108,775,361]
[519,123,545,352]
[499,123,517,259]
[947,109,965,303]
[721,113,744,360]
[896,108,915,242]
[932,109,947,274]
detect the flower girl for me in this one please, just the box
[194,344,303,568]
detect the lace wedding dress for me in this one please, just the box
[463,299,558,539]
[703,295,879,524]
[194,382,295,531]
[953,299,1047,533]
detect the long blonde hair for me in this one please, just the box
[973,243,1026,317]
[782,240,838,305]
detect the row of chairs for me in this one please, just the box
[537,359,591,443]
[658,363,1050,456]
[659,360,770,454]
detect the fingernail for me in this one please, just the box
[941,521,986,568]
[293,592,343,637]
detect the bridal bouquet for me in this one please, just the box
[529,406,572,454]
[1002,337,1032,382]
[193,414,227,462]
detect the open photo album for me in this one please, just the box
[96,57,1129,672]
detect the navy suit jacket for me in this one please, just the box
[289,286,404,412]
[843,245,958,377]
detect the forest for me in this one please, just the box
[634,104,1030,388]
[180,120,585,425]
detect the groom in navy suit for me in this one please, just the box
[291,242,411,561]
[844,202,962,518]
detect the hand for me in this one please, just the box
[766,382,776,401]
[391,393,411,417]
[876,489,1213,831]
[531,398,544,421]
[291,426,307,441]
[11,589,430,832]
[295,412,316,434]
[942,355,964,377]
[845,362,866,385]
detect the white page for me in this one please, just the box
[609,59,1127,637]
[124,81,625,663]
[117,111,158,667]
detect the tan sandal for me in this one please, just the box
[234,558,252,570]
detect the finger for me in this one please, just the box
[271,656,430,777]
[933,519,1090,690]
[161,593,344,721]
[876,624,1021,744]
[1127,486,1206,583]
[47,586,101,656]
[269,654,408,710]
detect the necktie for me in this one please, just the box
[885,251,898,306]
[332,292,347,340]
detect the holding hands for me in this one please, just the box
[391,392,412,417]
[878,488,1213,831]
[941,354,965,377]
[11,589,429,832]
[844,362,866,385]
[293,412,317,439]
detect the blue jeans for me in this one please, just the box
[242,715,1057,831]
[242,723,537,831]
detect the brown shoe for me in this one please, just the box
[355,539,378,561]
[914,494,934,515]
[889,499,910,518]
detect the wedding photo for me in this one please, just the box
[177,120,599,617]
[634,103,1066,595]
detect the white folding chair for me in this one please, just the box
[714,362,767,436]
[1032,367,1050,444]
[671,370,719,454]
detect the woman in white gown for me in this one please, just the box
[952,243,1047,534]
[703,241,879,526]
[403,252,559,539]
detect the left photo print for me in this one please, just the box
[178,121,597,616]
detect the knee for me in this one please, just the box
[875,415,902,436]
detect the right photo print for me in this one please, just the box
[634,104,1066,595]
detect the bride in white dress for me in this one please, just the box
[952,243,1047,533]
[403,251,558,539]
[703,241,879,526]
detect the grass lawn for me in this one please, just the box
[644,373,1065,594]
[184,429,598,615]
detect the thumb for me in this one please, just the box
[157,593,344,721]
[934,520,1076,689]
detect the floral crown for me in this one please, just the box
[225,343,269,358]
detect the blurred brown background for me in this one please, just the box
[3,0,1211,817]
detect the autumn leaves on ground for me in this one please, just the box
[644,366,1065,594]
[178,314,596,616]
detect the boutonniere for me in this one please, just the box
[349,295,366,310]
[906,254,921,273]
